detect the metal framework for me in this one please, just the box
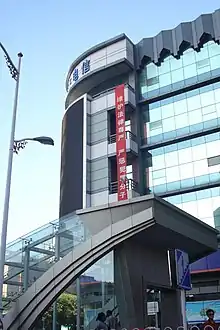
[3,212,87,313]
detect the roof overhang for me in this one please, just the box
[77,194,218,263]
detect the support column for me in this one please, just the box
[76,277,81,330]
[160,290,183,329]
[23,247,30,292]
[53,233,60,330]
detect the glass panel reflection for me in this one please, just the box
[165,187,220,228]
[141,81,220,145]
[139,41,220,99]
[146,132,220,195]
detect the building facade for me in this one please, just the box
[60,8,220,326]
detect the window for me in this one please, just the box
[208,155,220,167]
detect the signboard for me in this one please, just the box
[186,300,220,323]
[115,84,128,201]
[68,58,90,91]
[175,249,192,290]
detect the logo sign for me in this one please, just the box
[175,249,192,290]
[115,84,128,201]
[68,59,90,91]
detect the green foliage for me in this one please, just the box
[36,293,77,330]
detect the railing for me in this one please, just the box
[3,212,91,312]
[110,178,139,194]
[109,130,137,144]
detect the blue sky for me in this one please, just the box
[0,0,219,243]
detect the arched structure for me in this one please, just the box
[3,196,218,329]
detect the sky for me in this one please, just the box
[0,0,219,244]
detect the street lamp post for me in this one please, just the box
[0,50,23,317]
[0,44,54,318]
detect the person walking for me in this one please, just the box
[96,312,108,330]
[106,310,118,330]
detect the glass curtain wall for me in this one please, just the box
[139,41,220,231]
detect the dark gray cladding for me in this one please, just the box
[136,8,220,69]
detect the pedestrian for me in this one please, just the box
[0,319,3,330]
[96,312,108,330]
[203,309,218,330]
[106,310,118,330]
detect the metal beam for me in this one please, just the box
[29,247,55,256]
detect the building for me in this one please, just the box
[3,8,220,330]
[60,7,220,326]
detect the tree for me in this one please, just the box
[57,293,77,328]
[35,293,77,330]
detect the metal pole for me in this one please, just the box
[23,247,30,292]
[0,53,23,317]
[76,278,81,330]
[53,233,60,330]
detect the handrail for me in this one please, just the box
[109,130,137,144]
[110,178,139,194]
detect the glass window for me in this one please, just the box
[193,159,208,176]
[184,64,197,79]
[200,89,215,107]
[165,151,178,167]
[152,169,166,179]
[161,102,174,119]
[178,147,192,164]
[150,107,162,121]
[166,166,180,182]
[179,163,194,179]
[171,68,184,84]
[208,42,220,57]
[170,57,183,71]
[158,57,171,74]
[192,144,207,161]
[187,94,201,111]
[189,109,202,125]
[206,140,220,158]
[146,63,158,78]
[182,48,196,66]
[159,73,171,87]
[202,104,216,115]
[174,98,187,115]
[163,117,175,133]
[175,113,189,129]
[153,154,165,170]
[195,47,209,62]
[214,88,220,103]
[149,120,162,130]
[210,55,220,70]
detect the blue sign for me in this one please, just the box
[82,59,90,75]
[175,249,192,290]
[73,68,79,82]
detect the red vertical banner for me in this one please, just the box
[115,84,128,201]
